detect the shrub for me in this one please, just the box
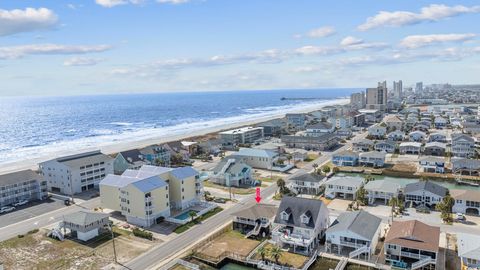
[27,229,39,234]
[132,228,153,240]
[17,234,24,238]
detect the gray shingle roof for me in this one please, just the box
[231,204,277,220]
[274,196,327,229]
[63,210,110,226]
[0,169,43,186]
[53,150,112,167]
[118,149,144,163]
[327,210,382,241]
[457,233,480,260]
[289,170,324,183]
[170,167,198,179]
[364,180,401,193]
[404,181,447,197]
[213,159,250,174]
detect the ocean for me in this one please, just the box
[0,89,358,165]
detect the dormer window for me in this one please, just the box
[301,212,311,224]
[281,210,290,221]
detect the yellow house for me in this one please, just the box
[99,171,170,227]
[138,165,202,210]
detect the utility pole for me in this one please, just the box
[107,223,117,263]
[69,172,75,204]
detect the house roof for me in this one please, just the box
[451,158,480,169]
[213,158,251,174]
[289,170,324,183]
[233,148,278,159]
[375,140,396,147]
[231,204,277,220]
[118,149,144,163]
[100,172,168,192]
[457,233,480,260]
[399,142,422,148]
[170,166,198,179]
[138,165,173,175]
[48,150,112,167]
[364,180,401,194]
[274,196,327,229]
[385,220,440,252]
[450,189,480,201]
[359,151,386,159]
[327,210,382,241]
[419,156,445,163]
[409,130,426,136]
[326,175,364,188]
[63,210,110,226]
[334,150,359,158]
[0,169,43,186]
[424,142,447,149]
[131,176,168,192]
[452,133,475,142]
[353,138,374,146]
[306,122,333,130]
[404,181,447,197]
[383,115,402,123]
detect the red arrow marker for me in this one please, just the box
[255,187,261,203]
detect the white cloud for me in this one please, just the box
[0,8,58,36]
[295,46,341,55]
[293,66,319,73]
[64,57,104,66]
[340,36,363,46]
[95,0,135,7]
[157,0,190,4]
[400,33,476,49]
[358,4,480,31]
[0,44,112,60]
[307,26,336,38]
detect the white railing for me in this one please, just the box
[340,239,368,249]
[349,246,369,258]
[411,258,436,270]
[400,251,431,260]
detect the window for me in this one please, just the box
[281,211,290,221]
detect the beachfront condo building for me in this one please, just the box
[219,126,264,149]
[39,150,114,195]
[350,92,366,110]
[100,171,170,227]
[366,81,388,112]
[0,170,48,207]
[99,165,203,226]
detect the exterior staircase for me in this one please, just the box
[47,228,64,241]
[334,257,348,270]
[348,245,369,258]
[220,159,236,174]
[411,257,435,270]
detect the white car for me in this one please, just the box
[13,200,29,207]
[0,206,15,214]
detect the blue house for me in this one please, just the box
[332,150,359,166]
[139,144,171,166]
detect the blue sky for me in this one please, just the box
[1,0,480,96]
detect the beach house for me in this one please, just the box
[272,196,329,255]
[229,148,283,170]
[231,204,277,238]
[113,149,149,175]
[326,210,382,260]
[281,133,338,151]
[451,189,480,216]
[332,150,359,167]
[325,175,364,200]
[418,156,446,174]
[288,170,324,195]
[408,131,427,142]
[384,220,440,270]
[359,151,386,167]
[139,144,171,166]
[61,210,110,241]
[352,139,374,152]
[382,115,403,131]
[364,180,402,205]
[428,132,447,143]
[451,158,480,176]
[404,181,447,208]
[387,130,405,141]
[367,124,387,139]
[286,113,306,129]
[451,133,476,158]
[305,122,335,136]
[0,170,48,208]
[210,158,253,187]
[374,140,396,153]
[39,150,114,195]
[399,142,422,155]
[457,233,480,270]
[423,142,447,156]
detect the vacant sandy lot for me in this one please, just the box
[196,230,260,261]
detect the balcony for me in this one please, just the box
[400,251,432,260]
[340,239,369,249]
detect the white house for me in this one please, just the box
[374,140,396,153]
[306,122,335,136]
[326,210,382,260]
[451,134,476,158]
[368,124,387,139]
[61,210,110,242]
[404,181,447,208]
[382,115,403,131]
[434,116,448,129]
[272,196,329,255]
[364,180,401,205]
[325,175,364,200]
[418,156,446,174]
[451,189,480,216]
[399,142,422,155]
[359,151,386,167]
[408,131,427,142]
[457,233,480,270]
[288,170,324,195]
[40,151,114,195]
[428,132,447,143]
[387,130,405,141]
[229,148,279,170]
[210,158,253,187]
[352,139,374,152]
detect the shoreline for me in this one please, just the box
[0,98,349,174]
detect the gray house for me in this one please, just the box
[359,151,386,167]
[231,204,277,238]
[61,210,110,241]
[288,170,325,195]
[423,142,447,157]
[404,181,447,208]
[113,149,148,175]
[374,140,396,153]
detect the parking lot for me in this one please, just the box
[0,198,65,228]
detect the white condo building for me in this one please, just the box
[39,151,114,195]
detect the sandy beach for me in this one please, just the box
[0,98,349,174]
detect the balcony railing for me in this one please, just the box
[340,239,369,249]
[400,251,432,260]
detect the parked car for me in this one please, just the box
[213,198,226,204]
[13,200,29,207]
[0,206,15,214]
[456,213,466,221]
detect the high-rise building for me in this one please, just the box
[393,80,403,99]
[366,81,388,111]
[350,92,366,109]
[415,82,423,93]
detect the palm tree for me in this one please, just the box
[188,211,197,222]
[276,178,286,194]
[388,197,403,224]
[258,245,267,261]
[312,163,319,174]
[436,191,455,223]
[269,245,283,264]
[286,154,292,165]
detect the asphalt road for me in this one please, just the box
[127,135,362,270]
[0,197,100,241]
[0,198,65,228]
